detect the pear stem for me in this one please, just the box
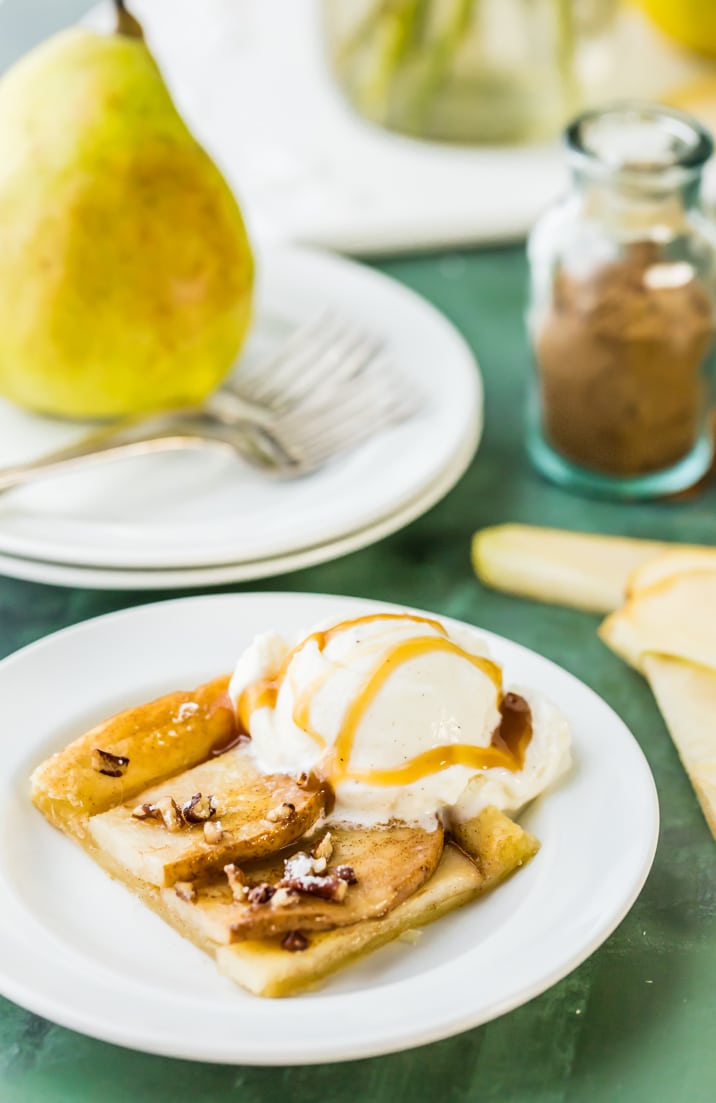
[114,0,144,39]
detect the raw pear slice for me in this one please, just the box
[600,571,716,672]
[88,747,326,886]
[163,821,445,943]
[472,525,673,613]
[644,654,716,839]
[215,809,538,998]
[628,549,716,596]
[31,675,234,834]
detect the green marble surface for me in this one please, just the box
[1,4,716,1101]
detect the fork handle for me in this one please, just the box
[0,420,235,494]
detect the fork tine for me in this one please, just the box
[276,356,406,425]
[305,385,417,447]
[270,332,385,415]
[247,313,349,406]
[291,398,418,470]
[274,364,419,470]
[257,324,382,412]
[229,314,385,414]
[231,311,335,405]
[232,312,347,408]
[222,312,421,478]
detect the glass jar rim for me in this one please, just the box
[565,102,714,183]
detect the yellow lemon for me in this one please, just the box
[639,0,716,59]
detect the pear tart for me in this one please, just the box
[31,676,540,998]
[89,749,326,887]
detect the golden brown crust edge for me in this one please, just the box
[30,675,232,829]
[216,813,540,998]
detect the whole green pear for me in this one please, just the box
[0,2,254,418]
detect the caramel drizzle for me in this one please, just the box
[347,743,517,787]
[235,613,447,739]
[326,635,502,783]
[235,613,531,788]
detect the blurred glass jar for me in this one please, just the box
[527,103,716,499]
[321,0,616,145]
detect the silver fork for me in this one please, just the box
[0,315,419,493]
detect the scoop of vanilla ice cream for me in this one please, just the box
[228,612,571,825]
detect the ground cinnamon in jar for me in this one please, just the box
[533,242,714,476]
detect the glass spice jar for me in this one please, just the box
[527,103,716,499]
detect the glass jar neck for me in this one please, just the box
[565,103,712,242]
[572,166,701,242]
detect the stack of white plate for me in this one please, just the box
[0,247,482,589]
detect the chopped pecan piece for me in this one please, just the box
[203,819,224,845]
[247,883,276,906]
[131,802,160,821]
[335,865,358,885]
[224,863,248,901]
[265,801,296,823]
[279,874,348,902]
[281,931,309,952]
[174,881,197,903]
[271,887,300,908]
[92,748,130,777]
[313,832,333,863]
[182,792,218,824]
[154,796,183,832]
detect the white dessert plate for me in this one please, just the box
[0,245,481,571]
[0,592,659,1064]
[0,407,478,589]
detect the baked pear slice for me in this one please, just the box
[88,747,326,886]
[31,675,234,836]
[162,821,444,943]
[215,808,539,998]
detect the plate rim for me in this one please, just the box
[0,403,480,589]
[0,591,660,1064]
